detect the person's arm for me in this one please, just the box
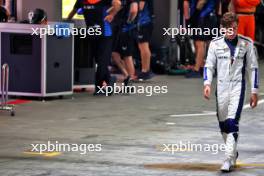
[127,1,138,23]
[5,0,11,17]
[183,0,190,20]
[204,42,217,100]
[67,9,78,20]
[229,0,236,12]
[105,0,121,22]
[246,41,259,108]
[139,0,146,11]
[217,0,222,16]
[196,0,208,10]
[67,0,80,20]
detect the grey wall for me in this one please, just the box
[150,0,179,47]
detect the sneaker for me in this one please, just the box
[109,76,117,87]
[107,76,117,96]
[185,70,202,78]
[220,158,235,172]
[94,76,117,96]
[123,76,131,87]
[137,71,155,81]
[93,87,106,96]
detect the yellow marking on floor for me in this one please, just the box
[236,161,264,167]
[145,162,264,172]
[144,163,222,172]
[23,151,62,157]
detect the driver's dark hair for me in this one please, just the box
[221,12,238,28]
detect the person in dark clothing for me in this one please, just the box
[112,0,138,83]
[68,0,121,96]
[136,0,155,81]
[0,5,8,22]
[184,0,219,78]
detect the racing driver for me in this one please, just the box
[203,12,259,172]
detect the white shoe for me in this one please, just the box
[221,158,234,172]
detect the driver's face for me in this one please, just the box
[226,22,238,40]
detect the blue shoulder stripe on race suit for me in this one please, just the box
[203,67,208,81]
[235,55,247,121]
[254,68,259,89]
[103,7,112,36]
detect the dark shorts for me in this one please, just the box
[116,32,135,57]
[112,24,121,51]
[135,23,153,43]
[113,30,135,58]
[190,14,218,41]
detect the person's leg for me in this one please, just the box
[88,38,102,90]
[217,91,229,145]
[124,56,135,78]
[220,81,246,172]
[138,42,151,72]
[186,40,206,78]
[119,31,136,79]
[136,24,154,80]
[225,83,245,161]
[112,25,130,77]
[194,40,206,72]
[112,52,129,77]
[216,84,235,172]
[95,37,113,88]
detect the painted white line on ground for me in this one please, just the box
[170,112,215,118]
[166,122,176,125]
[170,99,264,118]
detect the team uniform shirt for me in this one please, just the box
[137,0,153,27]
[111,0,138,32]
[112,0,137,57]
[120,0,137,32]
[189,0,218,18]
[133,0,154,43]
[74,0,113,37]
